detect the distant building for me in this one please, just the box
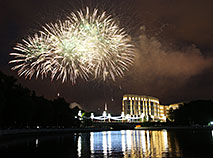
[122,94,182,122]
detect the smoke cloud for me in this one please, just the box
[122,27,213,102]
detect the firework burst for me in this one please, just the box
[10,7,134,83]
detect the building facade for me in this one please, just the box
[122,94,169,122]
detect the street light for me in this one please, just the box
[121,112,125,122]
[103,111,107,122]
[140,113,144,122]
[125,114,130,122]
[108,113,111,122]
[121,112,125,117]
[91,113,94,121]
[78,110,82,117]
[78,110,82,120]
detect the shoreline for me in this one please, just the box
[0,126,213,137]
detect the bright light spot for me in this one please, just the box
[146,130,150,152]
[35,139,39,148]
[77,136,82,157]
[162,129,168,150]
[212,130,213,140]
[126,130,132,150]
[91,113,94,119]
[125,114,130,121]
[140,130,146,153]
[108,131,112,154]
[103,111,107,117]
[121,112,125,118]
[102,131,107,157]
[90,132,94,154]
[78,110,82,117]
[121,130,126,153]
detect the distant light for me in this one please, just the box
[212,130,213,139]
[108,113,111,118]
[77,136,82,157]
[103,111,107,117]
[35,139,39,148]
[107,131,112,154]
[210,121,213,125]
[102,132,107,156]
[91,113,94,119]
[125,114,130,120]
[37,126,39,129]
[162,130,168,150]
[78,110,82,117]
[121,112,125,117]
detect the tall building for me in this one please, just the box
[122,94,169,122]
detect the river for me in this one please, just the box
[0,129,213,157]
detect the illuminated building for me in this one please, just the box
[122,94,182,122]
[89,95,182,122]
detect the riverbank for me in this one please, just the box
[0,127,110,137]
[134,126,213,130]
[0,126,213,137]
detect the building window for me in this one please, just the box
[156,104,158,116]
[140,105,143,113]
[132,106,135,115]
[125,100,130,107]
[128,105,130,110]
[147,101,149,114]
[151,102,154,115]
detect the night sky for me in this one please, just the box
[1,0,213,114]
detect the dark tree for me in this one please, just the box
[172,100,213,125]
[0,71,80,128]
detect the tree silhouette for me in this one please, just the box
[171,100,213,125]
[0,71,80,128]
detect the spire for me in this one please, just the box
[104,102,107,111]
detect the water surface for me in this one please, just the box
[0,129,213,158]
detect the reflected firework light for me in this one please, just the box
[10,7,135,84]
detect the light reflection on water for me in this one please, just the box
[35,138,39,148]
[102,131,107,157]
[76,130,182,158]
[2,130,213,158]
[77,135,81,157]
[212,130,213,139]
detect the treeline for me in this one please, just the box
[168,100,213,125]
[0,71,85,129]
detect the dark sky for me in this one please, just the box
[1,0,213,114]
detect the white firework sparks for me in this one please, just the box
[10,7,134,83]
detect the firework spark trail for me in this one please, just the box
[10,7,135,83]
